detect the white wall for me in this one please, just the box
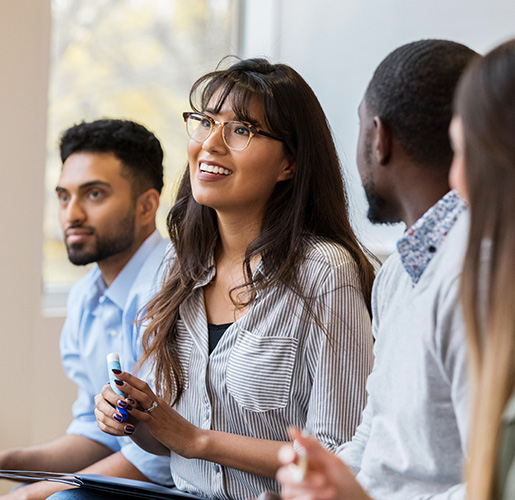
[1,0,515,494]
[0,1,74,494]
[242,0,515,254]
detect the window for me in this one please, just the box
[43,0,240,307]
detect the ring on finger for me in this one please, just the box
[143,401,158,413]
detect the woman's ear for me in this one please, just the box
[278,156,296,182]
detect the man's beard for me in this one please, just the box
[363,180,401,225]
[66,211,136,266]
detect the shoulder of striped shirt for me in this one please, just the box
[302,234,356,268]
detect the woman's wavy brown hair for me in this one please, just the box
[139,58,375,405]
[454,39,515,500]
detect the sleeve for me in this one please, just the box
[60,284,122,452]
[336,387,373,475]
[121,442,174,486]
[303,259,374,451]
[336,264,383,474]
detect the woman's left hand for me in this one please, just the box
[112,371,203,459]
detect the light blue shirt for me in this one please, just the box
[60,230,172,485]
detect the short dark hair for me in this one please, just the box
[59,118,164,194]
[365,39,478,173]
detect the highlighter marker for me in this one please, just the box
[106,352,128,422]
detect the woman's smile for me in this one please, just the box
[199,161,233,176]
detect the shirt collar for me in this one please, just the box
[190,241,218,291]
[397,190,466,285]
[82,267,106,312]
[189,242,266,294]
[103,230,163,311]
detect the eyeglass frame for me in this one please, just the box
[182,111,284,151]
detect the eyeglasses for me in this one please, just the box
[183,112,284,151]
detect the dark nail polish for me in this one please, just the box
[127,398,136,405]
[126,405,133,411]
[117,400,127,408]
[114,379,123,386]
[124,425,135,434]
[113,413,123,422]
[112,368,122,374]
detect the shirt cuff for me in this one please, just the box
[121,442,174,486]
[66,419,123,452]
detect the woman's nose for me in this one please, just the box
[202,122,228,153]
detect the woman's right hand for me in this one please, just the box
[94,382,137,437]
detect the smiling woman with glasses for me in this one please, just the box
[92,57,376,500]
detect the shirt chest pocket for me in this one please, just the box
[227,331,298,412]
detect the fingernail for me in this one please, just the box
[126,405,133,411]
[117,400,127,408]
[124,425,135,435]
[114,379,123,386]
[112,368,122,374]
[127,398,136,405]
[113,413,123,422]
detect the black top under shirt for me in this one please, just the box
[208,322,233,354]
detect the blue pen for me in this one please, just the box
[107,352,129,422]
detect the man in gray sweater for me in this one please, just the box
[278,39,478,500]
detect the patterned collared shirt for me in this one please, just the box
[397,190,467,285]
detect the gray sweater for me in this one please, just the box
[338,207,470,500]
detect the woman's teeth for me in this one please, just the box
[200,163,232,176]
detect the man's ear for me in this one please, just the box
[373,116,392,165]
[136,188,160,225]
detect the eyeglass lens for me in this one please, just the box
[186,114,251,150]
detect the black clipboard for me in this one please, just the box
[0,470,206,499]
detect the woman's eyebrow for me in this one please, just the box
[203,107,262,127]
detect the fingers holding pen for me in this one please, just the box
[108,370,160,423]
[94,391,136,436]
[276,427,372,500]
[107,370,201,457]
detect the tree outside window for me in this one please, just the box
[44,0,240,289]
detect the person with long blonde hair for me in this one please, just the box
[449,38,515,500]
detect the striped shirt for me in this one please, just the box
[137,235,373,499]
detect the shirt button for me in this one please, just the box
[99,296,106,304]
[109,329,118,337]
[215,465,221,474]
